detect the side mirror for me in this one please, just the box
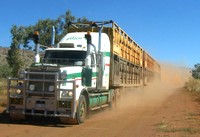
[82,67,92,86]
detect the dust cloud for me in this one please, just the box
[89,63,191,121]
[117,63,191,109]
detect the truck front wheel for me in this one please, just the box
[76,95,87,124]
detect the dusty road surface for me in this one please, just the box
[1,82,200,137]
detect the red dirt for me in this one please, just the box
[0,85,200,137]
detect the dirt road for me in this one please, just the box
[1,83,200,137]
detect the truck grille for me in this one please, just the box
[10,98,23,105]
[27,70,58,97]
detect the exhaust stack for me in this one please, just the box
[51,26,55,47]
[33,31,40,63]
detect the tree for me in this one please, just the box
[65,10,76,27]
[34,18,63,47]
[77,16,88,22]
[192,63,200,79]
[0,64,12,78]
[10,10,88,50]
[7,10,89,77]
[7,25,25,77]
[63,10,89,34]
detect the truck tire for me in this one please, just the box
[110,89,120,110]
[76,95,87,124]
[60,95,87,125]
[110,94,116,109]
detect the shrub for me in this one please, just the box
[0,79,7,107]
[185,78,200,93]
[0,65,12,78]
[192,63,200,79]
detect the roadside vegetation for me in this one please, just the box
[185,78,200,93]
[153,64,200,135]
[154,120,199,134]
[0,79,7,107]
[185,63,200,94]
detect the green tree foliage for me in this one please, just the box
[0,51,12,78]
[7,10,88,77]
[0,64,12,78]
[12,10,88,50]
[7,25,25,77]
[192,63,200,79]
[34,19,62,47]
[28,10,88,48]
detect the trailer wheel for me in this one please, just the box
[110,89,120,109]
[76,95,87,124]
[110,94,116,109]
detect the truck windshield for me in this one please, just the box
[43,50,86,66]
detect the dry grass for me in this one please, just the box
[0,86,6,106]
[0,79,7,107]
[185,78,200,93]
[0,96,6,107]
[154,121,199,134]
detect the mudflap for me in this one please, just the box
[59,117,78,125]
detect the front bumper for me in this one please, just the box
[7,74,77,119]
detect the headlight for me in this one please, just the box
[16,89,22,94]
[61,91,68,97]
[68,91,73,97]
[60,71,67,80]
[29,84,35,91]
[48,85,54,92]
[60,91,73,98]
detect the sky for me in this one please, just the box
[0,0,200,68]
